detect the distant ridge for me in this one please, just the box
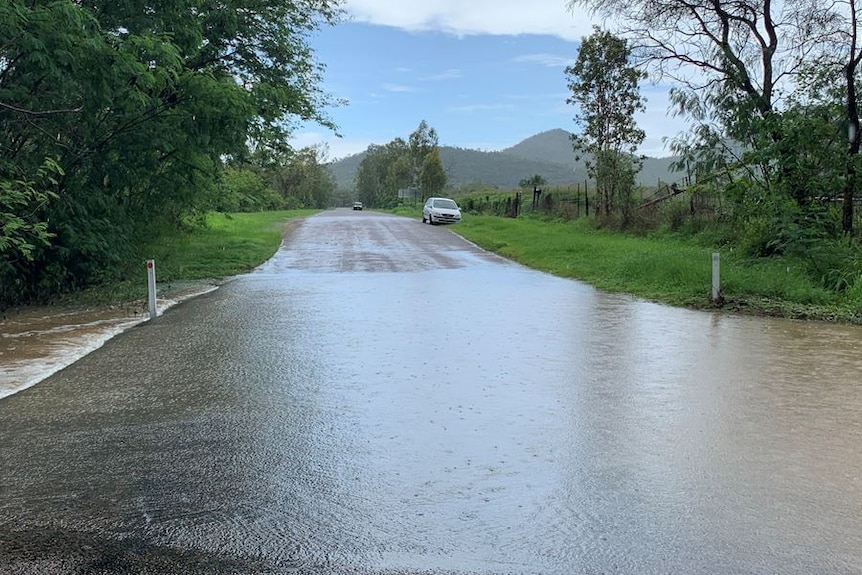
[501,129,579,166]
[328,129,682,190]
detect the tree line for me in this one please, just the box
[0,0,340,307]
[565,0,862,257]
[354,120,447,208]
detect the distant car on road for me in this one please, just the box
[353,201,363,211]
[422,197,461,225]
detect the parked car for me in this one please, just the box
[353,201,363,211]
[422,197,461,225]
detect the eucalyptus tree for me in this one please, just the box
[567,0,833,205]
[565,27,646,222]
[356,122,445,206]
[408,120,439,187]
[386,154,413,198]
[419,148,447,199]
[355,139,409,208]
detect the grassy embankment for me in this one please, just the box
[392,205,862,323]
[59,210,318,307]
[63,206,861,323]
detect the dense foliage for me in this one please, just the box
[354,121,447,207]
[0,0,341,306]
[563,1,862,297]
[214,143,338,213]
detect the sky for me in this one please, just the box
[291,0,689,160]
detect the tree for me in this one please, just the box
[355,139,409,208]
[519,174,547,189]
[354,122,444,206]
[419,148,447,199]
[565,27,646,223]
[386,154,413,198]
[838,0,862,233]
[272,145,336,209]
[408,120,439,187]
[567,0,826,124]
[567,0,833,205]
[219,166,283,212]
[0,0,341,305]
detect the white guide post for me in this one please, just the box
[711,252,721,302]
[146,259,158,319]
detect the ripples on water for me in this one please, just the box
[3,213,862,574]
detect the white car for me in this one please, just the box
[422,197,461,225]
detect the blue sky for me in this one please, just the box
[292,1,688,160]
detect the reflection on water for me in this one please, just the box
[2,212,862,574]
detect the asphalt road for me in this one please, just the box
[2,209,862,574]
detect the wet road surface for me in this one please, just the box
[2,209,862,574]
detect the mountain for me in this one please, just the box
[328,129,682,190]
[438,146,587,188]
[502,129,683,186]
[501,128,577,166]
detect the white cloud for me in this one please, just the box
[513,53,573,67]
[421,68,463,81]
[344,0,595,40]
[382,83,417,92]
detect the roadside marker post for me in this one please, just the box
[711,252,721,302]
[146,259,158,319]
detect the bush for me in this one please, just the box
[219,167,284,212]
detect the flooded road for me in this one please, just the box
[0,284,219,400]
[2,209,862,574]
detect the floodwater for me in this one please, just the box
[0,285,218,399]
[2,210,862,574]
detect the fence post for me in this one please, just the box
[711,253,721,302]
[585,186,590,216]
[147,259,158,319]
[576,185,581,218]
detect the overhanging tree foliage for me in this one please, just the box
[0,0,342,306]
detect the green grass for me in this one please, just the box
[141,210,316,281]
[56,210,316,307]
[452,214,862,323]
[389,204,424,218]
[57,206,862,323]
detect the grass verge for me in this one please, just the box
[450,214,862,323]
[56,210,316,307]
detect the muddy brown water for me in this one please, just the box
[0,285,218,399]
[1,210,861,574]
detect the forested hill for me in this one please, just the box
[328,129,682,190]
